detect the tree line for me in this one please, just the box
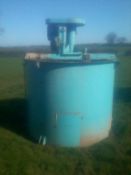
[105,32,127,44]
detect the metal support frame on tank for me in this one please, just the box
[46,18,85,59]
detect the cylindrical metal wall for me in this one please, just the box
[24,60,115,147]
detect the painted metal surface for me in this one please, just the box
[46,18,85,26]
[24,60,115,147]
[46,18,85,59]
[24,18,116,147]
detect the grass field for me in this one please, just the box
[0,46,131,175]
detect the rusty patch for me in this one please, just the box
[80,131,109,147]
[80,117,112,147]
[25,52,48,60]
[24,52,116,64]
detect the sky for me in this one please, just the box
[0,0,131,46]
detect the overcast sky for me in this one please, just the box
[0,0,131,46]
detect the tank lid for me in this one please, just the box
[46,18,85,26]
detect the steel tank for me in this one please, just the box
[24,59,116,147]
[24,18,116,147]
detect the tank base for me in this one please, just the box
[80,131,109,147]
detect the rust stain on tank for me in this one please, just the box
[80,131,109,147]
[80,117,112,147]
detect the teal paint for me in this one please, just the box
[24,18,116,147]
[25,60,116,147]
[46,18,85,59]
[68,26,76,53]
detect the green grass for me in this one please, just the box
[115,56,131,87]
[0,49,131,175]
[0,56,24,100]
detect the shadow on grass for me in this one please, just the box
[114,87,131,102]
[0,98,30,140]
